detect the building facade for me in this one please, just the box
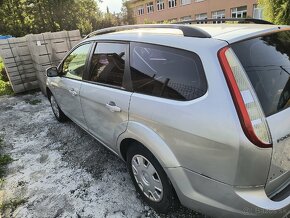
[130,0,263,24]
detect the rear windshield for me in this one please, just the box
[231,31,290,117]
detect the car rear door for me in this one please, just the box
[231,30,290,199]
[53,42,92,128]
[80,42,132,150]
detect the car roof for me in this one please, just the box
[85,24,289,44]
[195,24,288,42]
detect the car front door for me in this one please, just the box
[80,42,132,150]
[54,43,92,128]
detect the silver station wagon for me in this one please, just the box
[46,19,290,218]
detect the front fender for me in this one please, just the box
[117,121,180,168]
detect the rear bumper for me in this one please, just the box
[165,167,290,218]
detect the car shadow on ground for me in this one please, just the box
[49,119,206,218]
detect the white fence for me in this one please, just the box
[0,30,81,94]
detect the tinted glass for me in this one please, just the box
[62,43,91,80]
[130,43,207,101]
[89,43,126,88]
[232,31,290,116]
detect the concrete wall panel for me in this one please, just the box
[0,30,82,94]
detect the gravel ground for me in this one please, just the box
[0,92,206,218]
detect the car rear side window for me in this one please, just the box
[130,42,207,101]
[231,31,290,116]
[88,43,126,88]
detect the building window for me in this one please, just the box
[212,10,225,23]
[195,13,207,23]
[195,0,205,2]
[181,0,191,6]
[231,6,247,18]
[157,0,165,11]
[180,15,191,22]
[146,2,154,13]
[137,6,144,15]
[253,4,263,19]
[168,0,177,8]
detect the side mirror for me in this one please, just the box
[46,66,59,77]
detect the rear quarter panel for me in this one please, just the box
[127,38,244,185]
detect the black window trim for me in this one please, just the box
[58,41,94,82]
[129,41,208,102]
[82,40,133,92]
[73,39,209,100]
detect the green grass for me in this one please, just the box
[0,137,21,216]
[25,99,41,105]
[0,155,13,178]
[0,198,27,215]
[0,136,13,178]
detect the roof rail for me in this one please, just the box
[175,18,273,25]
[84,24,211,39]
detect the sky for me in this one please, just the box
[99,0,123,13]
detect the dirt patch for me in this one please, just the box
[0,93,204,218]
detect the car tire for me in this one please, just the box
[49,94,67,122]
[126,143,179,214]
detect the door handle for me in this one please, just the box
[69,88,78,96]
[105,101,121,112]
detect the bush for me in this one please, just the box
[0,80,13,96]
[0,58,13,96]
[0,59,9,82]
[0,68,9,82]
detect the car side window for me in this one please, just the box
[88,43,127,88]
[130,43,207,101]
[62,43,91,80]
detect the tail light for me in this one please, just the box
[218,47,272,148]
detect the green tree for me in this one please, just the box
[0,0,135,37]
[0,0,29,36]
[97,12,122,29]
[0,0,103,36]
[74,0,102,35]
[121,0,135,25]
[259,0,290,25]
